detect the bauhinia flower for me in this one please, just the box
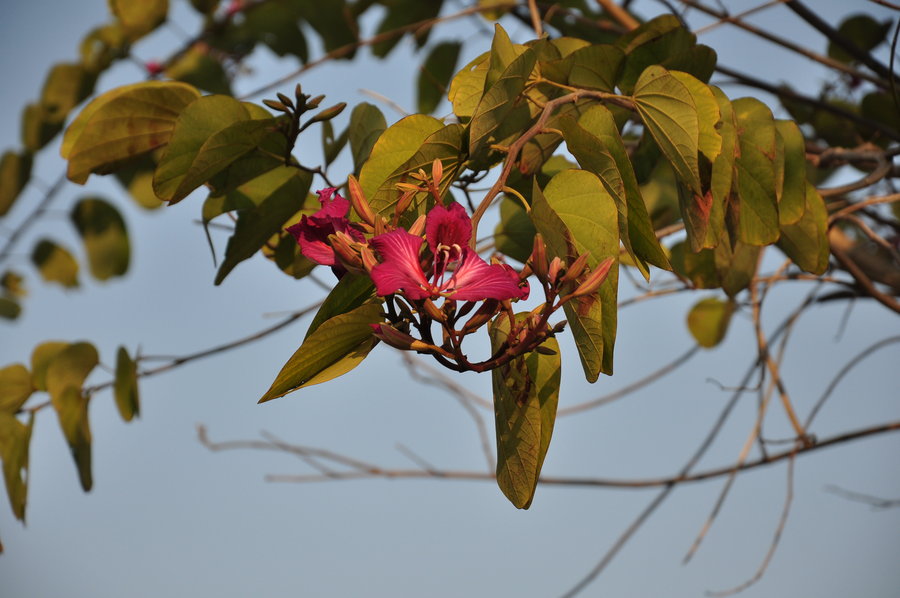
[369,202,528,302]
[286,188,365,269]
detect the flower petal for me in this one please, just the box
[316,187,351,219]
[444,249,526,301]
[425,202,471,256]
[287,216,338,266]
[370,229,431,299]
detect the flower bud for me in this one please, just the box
[371,324,431,352]
[561,252,589,284]
[431,159,443,187]
[407,214,427,237]
[421,299,445,322]
[360,245,379,273]
[347,175,377,226]
[529,234,549,282]
[328,231,364,273]
[461,300,500,334]
[572,257,615,298]
[547,256,564,285]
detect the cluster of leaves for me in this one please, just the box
[1,0,897,550]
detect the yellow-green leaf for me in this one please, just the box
[775,120,807,226]
[30,240,79,288]
[40,63,96,124]
[417,41,462,115]
[113,347,140,422]
[0,365,33,413]
[0,298,21,321]
[30,342,69,392]
[0,412,34,521]
[687,296,734,348]
[0,151,32,217]
[449,52,489,119]
[777,182,829,275]
[348,102,386,174]
[70,197,130,280]
[109,0,168,40]
[633,66,702,195]
[62,81,201,184]
[732,97,779,245]
[489,315,561,509]
[164,45,231,95]
[259,303,383,403]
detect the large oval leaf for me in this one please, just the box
[70,197,130,280]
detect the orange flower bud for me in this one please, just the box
[347,175,377,227]
[572,257,615,298]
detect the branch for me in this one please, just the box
[0,172,66,268]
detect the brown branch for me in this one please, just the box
[0,172,67,267]
[693,0,787,35]
[824,484,900,509]
[596,0,640,31]
[828,231,900,314]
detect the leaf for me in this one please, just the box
[321,120,348,168]
[1,271,26,299]
[21,103,63,152]
[371,0,442,57]
[669,241,720,289]
[0,151,32,217]
[305,274,376,340]
[109,0,168,40]
[714,237,760,298]
[732,97,780,245]
[70,197,130,281]
[489,315,561,509]
[113,154,165,209]
[669,71,721,163]
[687,296,734,348]
[153,95,276,204]
[448,52,489,119]
[777,182,829,275]
[0,298,21,321]
[30,342,69,392]
[214,167,313,285]
[633,66,702,195]
[113,347,140,422]
[358,114,443,200]
[0,365,33,413]
[774,120,806,226]
[559,105,669,278]
[348,103,386,174]
[530,171,619,380]
[703,86,734,251]
[40,63,96,124]
[63,81,201,184]
[259,303,383,403]
[0,412,34,521]
[827,14,892,63]
[468,46,536,158]
[31,240,79,288]
[164,45,231,95]
[46,342,98,492]
[567,44,624,92]
[417,41,462,114]
[370,124,466,223]
[235,1,307,61]
[494,198,536,264]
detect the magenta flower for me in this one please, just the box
[286,188,365,268]
[369,203,528,302]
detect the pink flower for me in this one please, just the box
[287,188,365,269]
[369,203,528,302]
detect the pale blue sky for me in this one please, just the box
[1,1,898,597]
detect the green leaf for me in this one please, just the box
[489,315,561,509]
[687,296,734,348]
[348,103,386,174]
[30,342,69,392]
[0,298,21,321]
[732,97,780,245]
[46,342,98,492]
[0,151,32,217]
[80,24,128,74]
[530,171,619,379]
[113,154,165,210]
[0,365,33,413]
[21,103,63,152]
[358,114,443,200]
[153,95,276,204]
[494,198,536,264]
[703,87,734,251]
[775,120,806,226]
[40,63,96,124]
[31,240,79,288]
[164,45,231,95]
[113,347,140,422]
[371,0,442,57]
[259,303,383,403]
[669,71,721,163]
[633,66,702,195]
[62,81,201,184]
[1,271,26,300]
[567,44,624,92]
[448,52,489,119]
[109,0,168,40]
[214,167,313,285]
[0,412,34,521]
[70,197,130,281]
[777,182,829,275]
[321,120,348,168]
[237,1,308,61]
[306,274,376,340]
[714,237,760,298]
[827,14,892,63]
[370,124,466,224]
[468,45,536,158]
[559,105,669,277]
[417,41,462,114]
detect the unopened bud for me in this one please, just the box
[408,214,427,237]
[276,93,295,109]
[360,245,379,273]
[371,324,431,352]
[431,159,443,187]
[306,94,325,109]
[394,190,417,221]
[263,99,291,113]
[461,300,500,334]
[347,175,377,226]
[530,234,549,282]
[547,256,563,284]
[572,257,615,298]
[328,231,364,273]
[421,299,445,322]
[561,252,590,284]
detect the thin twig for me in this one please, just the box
[824,484,900,509]
[0,172,67,268]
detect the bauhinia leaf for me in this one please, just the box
[774,120,807,226]
[0,412,34,521]
[0,364,34,413]
[62,81,201,184]
[489,315,561,509]
[348,103,386,174]
[732,97,779,245]
[358,114,443,200]
[305,274,376,340]
[30,240,79,288]
[0,151,32,217]
[113,346,140,422]
[259,303,383,403]
[417,41,462,115]
[777,182,829,274]
[109,0,169,41]
[687,296,735,348]
[633,65,702,196]
[70,197,130,280]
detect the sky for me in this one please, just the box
[1,1,899,597]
